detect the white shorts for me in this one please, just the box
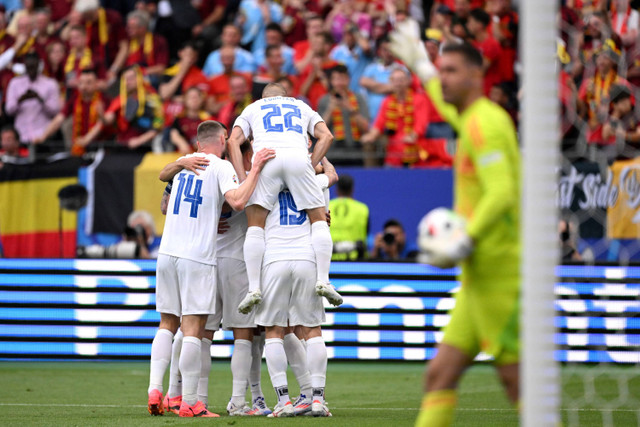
[156,254,217,317]
[249,148,324,211]
[254,260,325,328]
[205,257,256,331]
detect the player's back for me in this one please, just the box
[160,153,237,265]
[235,96,322,153]
[216,208,247,261]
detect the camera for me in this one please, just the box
[77,241,140,259]
[383,232,396,245]
[334,92,343,100]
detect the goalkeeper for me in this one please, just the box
[390,29,520,426]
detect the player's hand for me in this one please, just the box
[419,229,473,269]
[389,22,437,83]
[252,148,276,172]
[218,217,229,234]
[177,156,210,175]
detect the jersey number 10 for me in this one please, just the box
[261,104,303,134]
[173,173,203,218]
[279,191,307,225]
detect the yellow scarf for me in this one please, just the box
[72,92,101,156]
[17,36,35,56]
[86,8,108,47]
[65,48,93,74]
[129,33,154,66]
[591,69,618,120]
[332,91,361,141]
[119,65,146,119]
[385,90,415,135]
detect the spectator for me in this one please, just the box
[489,82,518,126]
[282,0,323,47]
[5,51,61,145]
[252,44,297,99]
[486,0,519,85]
[254,23,297,76]
[329,174,369,261]
[467,8,503,95]
[42,39,66,93]
[361,67,429,168]
[329,22,373,93]
[371,218,417,261]
[64,25,107,92]
[33,7,59,59]
[35,68,107,156]
[424,28,443,64]
[578,41,630,145]
[559,219,582,262]
[111,10,169,84]
[360,36,396,126]
[6,0,39,37]
[158,41,209,102]
[202,24,256,77]
[297,31,338,109]
[207,45,253,115]
[609,0,638,48]
[191,0,226,42]
[602,84,640,159]
[66,0,125,67]
[217,73,253,129]
[325,0,371,44]
[293,13,324,73]
[169,87,212,154]
[318,64,369,166]
[0,125,30,166]
[12,13,36,62]
[82,65,164,151]
[126,209,161,259]
[238,0,283,54]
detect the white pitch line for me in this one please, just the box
[0,403,636,413]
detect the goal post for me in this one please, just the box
[521,0,560,425]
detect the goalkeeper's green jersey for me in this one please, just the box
[427,79,521,283]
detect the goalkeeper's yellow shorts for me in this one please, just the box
[441,276,520,366]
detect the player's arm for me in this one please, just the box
[466,115,518,241]
[309,121,334,168]
[224,148,275,211]
[320,157,338,187]
[158,156,210,182]
[227,125,250,182]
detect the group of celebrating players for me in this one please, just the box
[145,22,521,426]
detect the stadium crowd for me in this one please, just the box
[0,0,520,170]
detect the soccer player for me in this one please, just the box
[158,139,272,416]
[227,82,342,315]
[255,159,337,417]
[389,27,520,426]
[147,120,274,417]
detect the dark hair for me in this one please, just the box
[79,68,97,76]
[265,22,283,35]
[469,8,491,27]
[319,31,334,45]
[337,174,354,195]
[307,14,323,24]
[69,24,86,34]
[1,124,19,140]
[265,44,280,58]
[383,218,403,230]
[442,42,484,68]
[197,120,225,143]
[328,64,349,77]
[240,139,252,155]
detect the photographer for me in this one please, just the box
[125,210,161,259]
[371,219,417,261]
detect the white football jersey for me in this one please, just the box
[159,153,239,265]
[233,96,324,153]
[216,208,247,261]
[263,174,329,266]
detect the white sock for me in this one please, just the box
[167,329,183,397]
[230,339,252,406]
[197,337,212,406]
[283,333,312,398]
[244,226,265,293]
[306,336,327,403]
[264,338,290,406]
[311,221,332,283]
[179,336,202,406]
[148,328,173,394]
[250,332,265,401]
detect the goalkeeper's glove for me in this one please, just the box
[389,21,437,83]
[419,229,473,269]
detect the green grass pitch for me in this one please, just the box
[0,361,636,426]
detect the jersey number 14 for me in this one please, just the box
[173,173,203,218]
